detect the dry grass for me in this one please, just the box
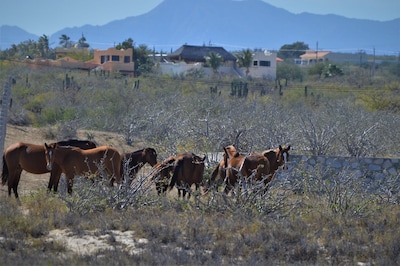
[0,125,400,265]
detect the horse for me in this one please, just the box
[44,143,121,194]
[260,145,291,178]
[208,144,290,194]
[169,152,206,198]
[48,139,97,192]
[120,147,157,182]
[221,145,246,194]
[1,139,96,198]
[150,156,176,195]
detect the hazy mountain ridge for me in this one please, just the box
[1,0,399,54]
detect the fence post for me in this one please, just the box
[0,77,13,170]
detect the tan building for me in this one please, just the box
[297,50,367,65]
[92,48,134,75]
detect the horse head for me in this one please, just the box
[262,145,291,172]
[44,142,57,171]
[278,145,291,170]
[143,147,158,167]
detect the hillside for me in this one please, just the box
[1,0,399,54]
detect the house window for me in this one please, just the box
[124,56,130,63]
[259,61,271,67]
[253,61,258,66]
[100,55,110,64]
[112,55,120,61]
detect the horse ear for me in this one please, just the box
[287,145,291,151]
[279,145,282,151]
[44,143,49,149]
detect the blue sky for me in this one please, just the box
[1,0,399,36]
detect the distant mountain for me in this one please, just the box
[0,25,38,49]
[1,0,399,54]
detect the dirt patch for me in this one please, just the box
[47,229,149,256]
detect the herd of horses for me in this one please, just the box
[1,139,290,199]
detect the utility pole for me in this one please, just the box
[372,47,375,78]
[316,41,319,63]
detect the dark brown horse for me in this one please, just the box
[150,156,176,195]
[169,152,206,198]
[44,143,121,194]
[1,139,96,198]
[121,147,157,182]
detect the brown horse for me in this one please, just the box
[260,145,291,178]
[44,143,121,194]
[169,152,206,198]
[150,156,176,195]
[121,147,157,182]
[222,145,246,194]
[208,145,290,194]
[1,139,96,198]
[206,145,245,193]
[48,139,97,192]
[239,154,271,193]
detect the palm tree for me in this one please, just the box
[78,33,89,48]
[59,34,71,48]
[205,52,223,77]
[238,49,253,77]
[38,34,49,57]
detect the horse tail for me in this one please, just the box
[120,156,125,180]
[210,164,219,182]
[2,155,8,185]
[169,158,183,190]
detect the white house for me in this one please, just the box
[239,50,277,80]
[158,45,277,80]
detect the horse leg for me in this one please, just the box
[48,166,62,192]
[66,174,74,194]
[9,169,22,198]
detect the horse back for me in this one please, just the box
[4,142,48,174]
[262,149,278,172]
[242,154,270,179]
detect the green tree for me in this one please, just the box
[323,64,344,78]
[276,62,303,85]
[38,34,50,58]
[134,44,154,76]
[59,34,72,48]
[237,49,253,77]
[278,41,309,61]
[115,38,134,50]
[205,52,223,77]
[77,33,89,48]
[308,62,325,77]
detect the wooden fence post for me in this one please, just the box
[0,77,13,169]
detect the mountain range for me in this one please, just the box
[1,0,399,55]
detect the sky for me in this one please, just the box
[1,0,399,36]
